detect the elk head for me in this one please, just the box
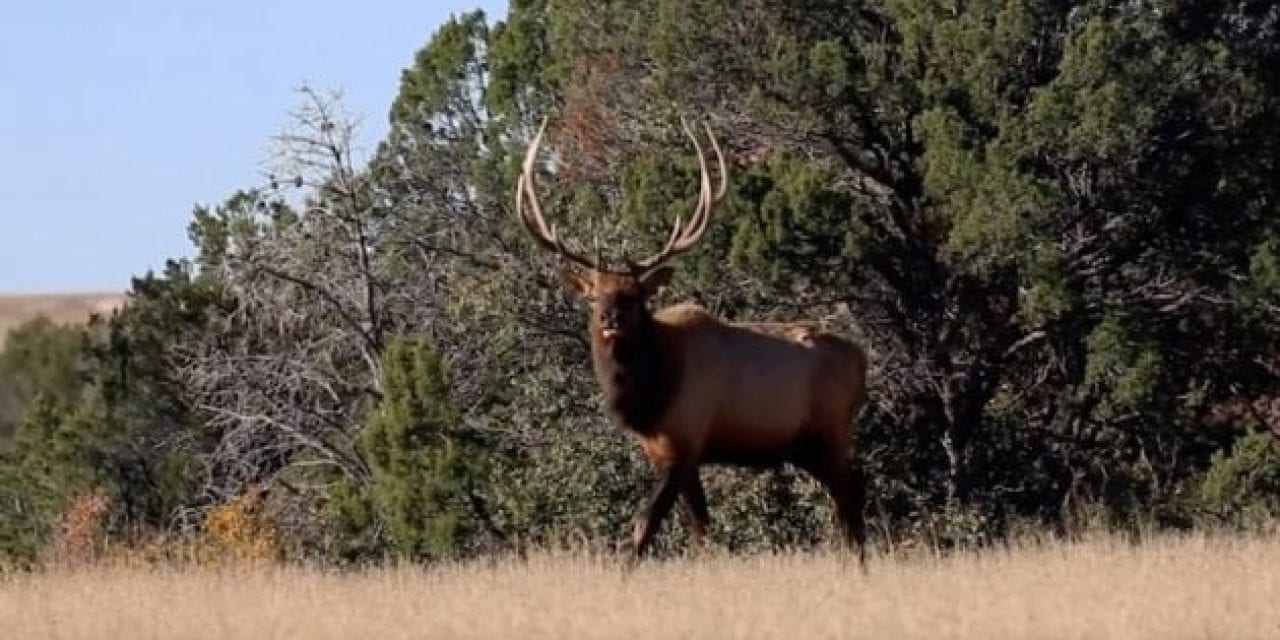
[515,117,728,343]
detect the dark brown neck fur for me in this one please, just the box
[590,314,680,435]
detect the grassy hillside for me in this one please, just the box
[4,533,1277,639]
[0,292,126,345]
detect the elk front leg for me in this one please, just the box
[631,465,684,558]
[679,470,711,551]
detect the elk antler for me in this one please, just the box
[516,117,602,271]
[628,116,728,275]
[515,116,727,275]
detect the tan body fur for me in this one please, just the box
[630,304,866,470]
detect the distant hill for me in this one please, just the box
[0,292,127,346]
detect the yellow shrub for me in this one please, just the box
[97,486,283,569]
[202,486,281,564]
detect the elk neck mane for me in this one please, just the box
[588,305,704,435]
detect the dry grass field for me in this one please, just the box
[0,292,126,345]
[3,533,1277,640]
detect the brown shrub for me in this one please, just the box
[41,487,111,568]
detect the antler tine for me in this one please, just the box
[673,117,715,249]
[632,116,728,273]
[515,117,601,271]
[705,121,728,201]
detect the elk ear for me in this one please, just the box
[559,267,593,298]
[640,266,674,295]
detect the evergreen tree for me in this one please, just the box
[359,338,472,560]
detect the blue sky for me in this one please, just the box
[0,1,506,293]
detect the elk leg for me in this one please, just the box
[796,450,867,568]
[844,465,869,567]
[631,465,684,558]
[824,465,868,567]
[679,471,711,551]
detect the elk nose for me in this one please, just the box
[600,309,621,336]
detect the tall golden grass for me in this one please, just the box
[3,533,1277,639]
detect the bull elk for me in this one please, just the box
[515,117,870,562]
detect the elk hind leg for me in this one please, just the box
[795,439,867,567]
[843,465,869,566]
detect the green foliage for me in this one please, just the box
[0,320,100,562]
[0,260,222,565]
[354,338,473,560]
[0,319,86,410]
[1083,314,1164,416]
[0,318,87,447]
[391,11,490,127]
[1195,429,1280,527]
[1248,230,1280,302]
[0,398,104,563]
